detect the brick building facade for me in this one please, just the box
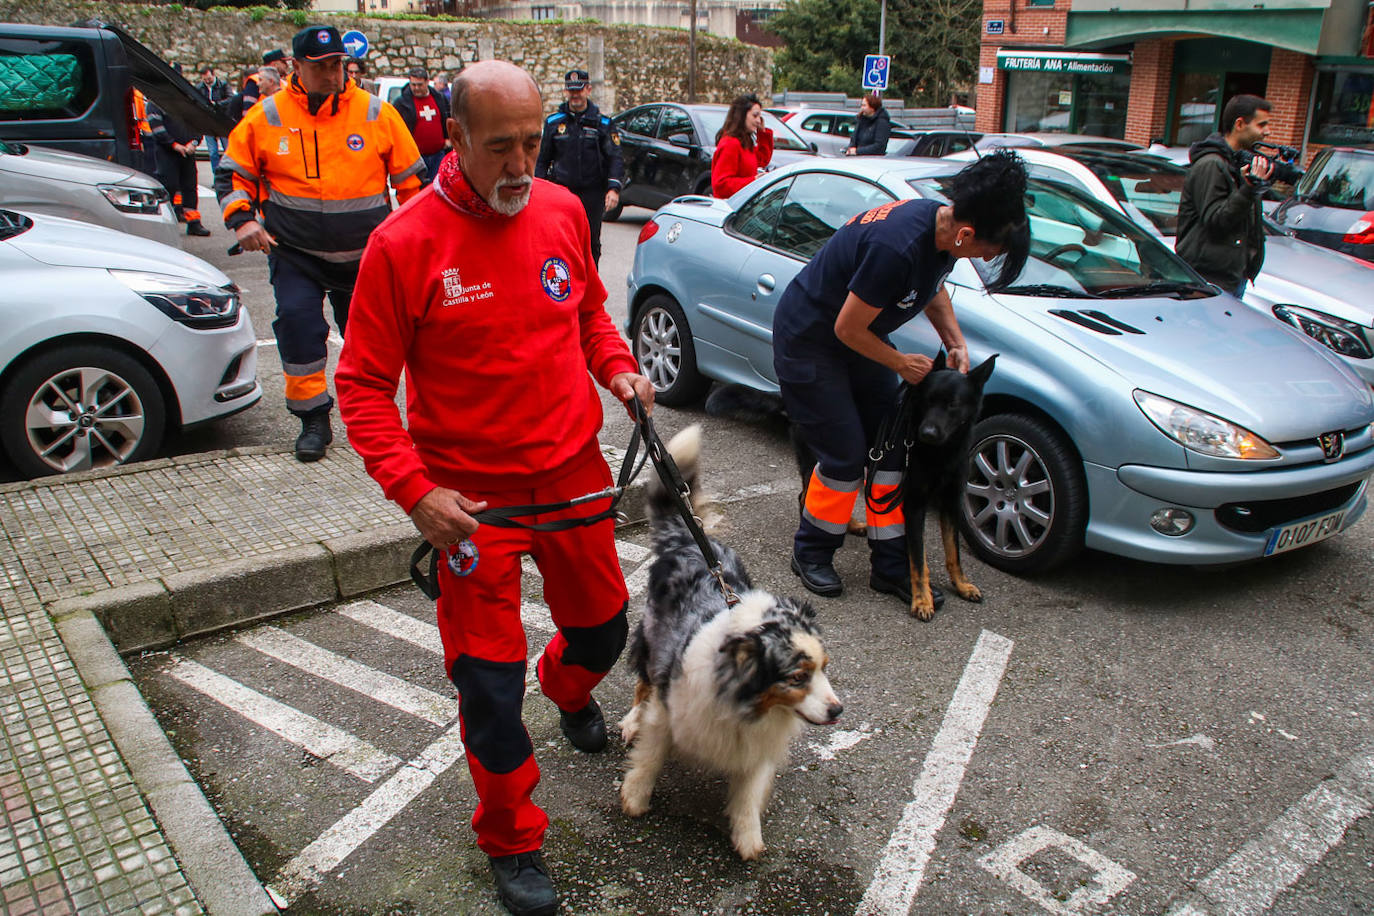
[976,0,1374,162]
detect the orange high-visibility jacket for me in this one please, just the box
[216,78,424,265]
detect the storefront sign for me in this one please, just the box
[996,50,1130,75]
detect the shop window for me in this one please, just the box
[1310,69,1374,147]
[531,5,556,19]
[1003,70,1128,138]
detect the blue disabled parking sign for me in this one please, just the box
[862,54,890,91]
[342,30,369,59]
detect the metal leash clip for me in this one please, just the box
[447,539,480,577]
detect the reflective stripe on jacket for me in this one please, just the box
[215,78,424,262]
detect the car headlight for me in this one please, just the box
[1272,304,1373,359]
[98,184,168,215]
[109,270,240,329]
[1133,390,1280,460]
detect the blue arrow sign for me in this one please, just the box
[342,30,369,59]
[862,54,890,91]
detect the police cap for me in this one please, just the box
[564,69,590,91]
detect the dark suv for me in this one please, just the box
[0,21,230,169]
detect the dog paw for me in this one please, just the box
[909,599,936,621]
[955,582,982,603]
[618,709,641,745]
[732,831,766,861]
[620,785,651,817]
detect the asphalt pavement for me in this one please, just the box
[0,171,1371,915]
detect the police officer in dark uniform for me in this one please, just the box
[536,69,624,265]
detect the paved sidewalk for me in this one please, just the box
[0,443,639,914]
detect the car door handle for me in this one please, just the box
[757,274,775,292]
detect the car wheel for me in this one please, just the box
[631,294,710,406]
[0,345,166,478]
[959,414,1087,575]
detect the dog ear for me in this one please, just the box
[932,349,947,371]
[723,633,760,674]
[967,354,997,388]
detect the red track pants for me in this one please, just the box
[435,447,629,856]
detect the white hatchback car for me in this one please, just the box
[0,208,260,477]
[0,139,180,247]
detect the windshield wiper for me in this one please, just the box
[998,284,1100,299]
[1095,281,1215,299]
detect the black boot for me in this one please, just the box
[489,850,558,916]
[791,552,842,597]
[294,411,333,462]
[186,219,211,237]
[869,571,945,610]
[559,696,607,753]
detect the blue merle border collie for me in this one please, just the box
[619,425,843,860]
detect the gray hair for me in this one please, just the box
[257,65,281,88]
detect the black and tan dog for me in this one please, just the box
[869,351,996,620]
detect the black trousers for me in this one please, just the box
[573,187,605,266]
[154,146,199,219]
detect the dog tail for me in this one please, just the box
[647,424,706,524]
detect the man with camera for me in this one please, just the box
[1177,95,1277,298]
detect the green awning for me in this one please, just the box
[995,50,1131,75]
[1065,9,1326,55]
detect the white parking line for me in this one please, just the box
[237,626,460,726]
[266,721,468,905]
[167,657,401,782]
[334,600,443,655]
[979,826,1136,915]
[857,629,1014,916]
[1166,747,1374,916]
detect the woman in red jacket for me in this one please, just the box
[711,94,773,197]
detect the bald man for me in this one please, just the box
[336,61,653,916]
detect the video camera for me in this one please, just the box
[1237,141,1305,186]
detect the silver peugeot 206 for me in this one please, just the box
[625,158,1374,574]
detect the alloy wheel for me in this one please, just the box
[635,305,683,393]
[964,433,1055,559]
[24,365,148,473]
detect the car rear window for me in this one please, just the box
[1296,149,1374,211]
[0,38,99,121]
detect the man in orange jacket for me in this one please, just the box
[215,25,424,461]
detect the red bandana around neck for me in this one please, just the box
[434,154,501,219]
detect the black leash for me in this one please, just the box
[864,381,918,514]
[409,395,739,607]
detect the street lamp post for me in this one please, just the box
[688,0,697,103]
[878,0,886,57]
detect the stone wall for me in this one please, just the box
[0,0,773,113]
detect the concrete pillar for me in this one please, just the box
[478,36,494,61]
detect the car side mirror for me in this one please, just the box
[810,142,819,153]
[668,133,694,149]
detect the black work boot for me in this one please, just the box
[791,552,842,597]
[489,850,558,916]
[186,219,211,237]
[294,411,333,463]
[559,696,607,753]
[869,571,945,611]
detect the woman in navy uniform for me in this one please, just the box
[774,151,1029,610]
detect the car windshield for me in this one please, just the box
[695,109,812,152]
[0,210,34,241]
[1295,149,1374,210]
[1078,155,1186,235]
[907,176,1211,298]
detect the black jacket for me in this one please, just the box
[146,101,198,147]
[536,100,624,192]
[195,77,230,108]
[848,108,891,156]
[1176,133,1265,289]
[393,84,451,137]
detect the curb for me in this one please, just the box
[49,610,278,916]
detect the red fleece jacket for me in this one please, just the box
[336,178,638,512]
[711,128,773,198]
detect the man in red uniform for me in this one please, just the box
[394,66,452,186]
[335,60,653,916]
